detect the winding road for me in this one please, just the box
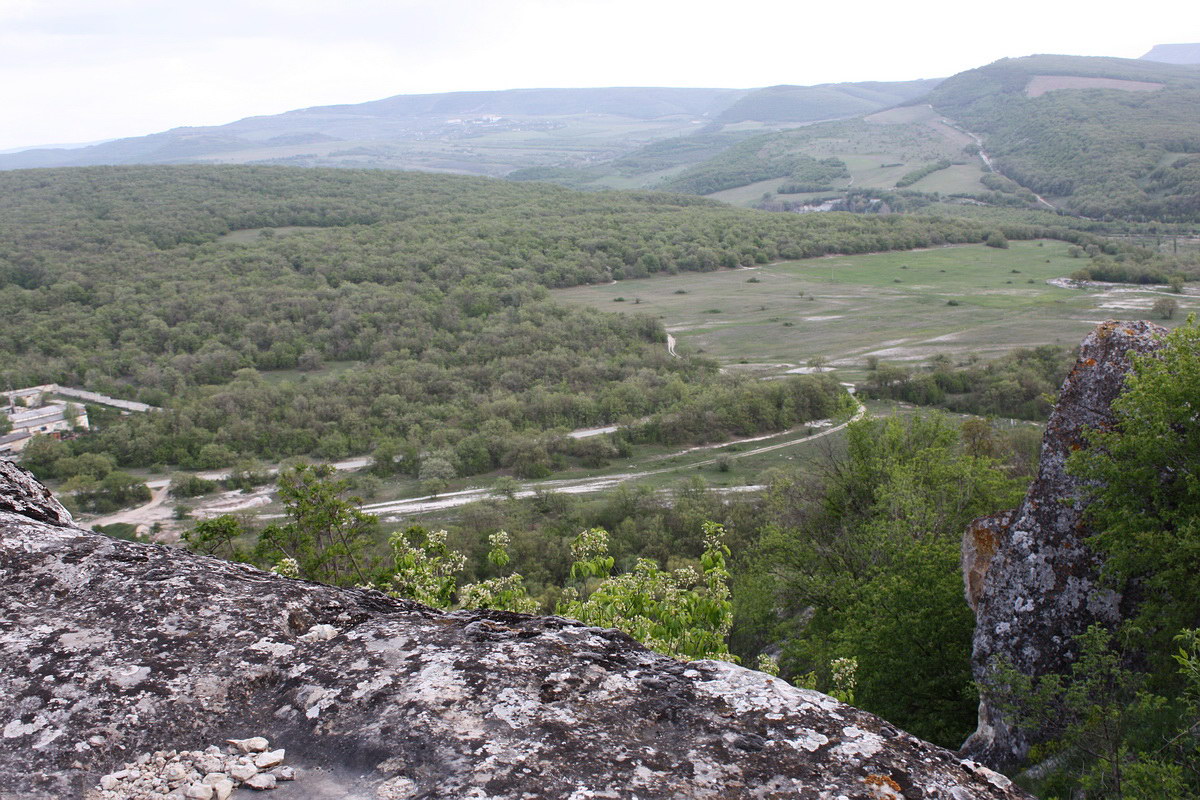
[84,331,862,529]
[356,395,865,519]
[944,118,1058,211]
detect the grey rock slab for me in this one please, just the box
[962,320,1166,768]
[0,462,1031,799]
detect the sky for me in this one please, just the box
[0,0,1193,151]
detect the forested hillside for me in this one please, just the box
[0,165,1044,474]
[928,55,1200,220]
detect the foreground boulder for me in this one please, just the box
[0,463,1028,800]
[961,320,1166,768]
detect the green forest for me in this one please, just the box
[929,55,1200,220]
[0,165,1070,475]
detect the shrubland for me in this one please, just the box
[862,345,1076,420]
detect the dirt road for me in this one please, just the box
[357,397,865,519]
[89,394,864,529]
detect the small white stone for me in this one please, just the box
[253,749,285,769]
[184,783,214,799]
[229,763,258,782]
[298,623,339,641]
[270,765,295,781]
[244,773,277,791]
[210,778,235,800]
[100,775,120,790]
[162,763,189,782]
[198,756,224,774]
[226,736,270,754]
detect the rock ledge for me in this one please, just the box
[0,461,1030,799]
[961,320,1166,768]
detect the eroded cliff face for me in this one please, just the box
[961,320,1166,769]
[0,462,1031,800]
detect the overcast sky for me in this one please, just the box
[0,0,1191,151]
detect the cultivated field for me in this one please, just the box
[554,240,1195,381]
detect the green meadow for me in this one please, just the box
[554,240,1192,381]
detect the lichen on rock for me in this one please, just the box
[0,463,1031,799]
[961,320,1167,768]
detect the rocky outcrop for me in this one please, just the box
[0,462,1031,800]
[961,320,1166,768]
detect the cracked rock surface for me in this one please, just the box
[0,461,1030,799]
[961,320,1166,768]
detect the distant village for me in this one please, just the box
[1,384,158,457]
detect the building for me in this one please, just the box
[0,386,89,456]
[2,384,57,410]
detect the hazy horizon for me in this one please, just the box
[2,0,1194,151]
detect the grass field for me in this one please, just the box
[554,240,1195,381]
[702,107,988,207]
[907,164,986,194]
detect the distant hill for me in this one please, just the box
[638,54,1200,222]
[927,54,1200,220]
[1141,43,1200,65]
[715,80,941,123]
[0,82,932,175]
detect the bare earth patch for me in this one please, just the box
[1025,75,1164,98]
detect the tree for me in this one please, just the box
[753,414,1025,746]
[556,522,735,661]
[992,625,1200,799]
[370,439,401,476]
[185,514,247,560]
[19,435,70,479]
[418,450,457,497]
[382,522,736,660]
[1153,296,1179,320]
[1069,317,1200,671]
[254,465,378,586]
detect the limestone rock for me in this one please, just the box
[269,765,295,782]
[243,773,277,791]
[961,320,1166,768]
[226,737,269,754]
[227,763,257,783]
[0,463,1032,799]
[0,460,72,527]
[183,782,214,799]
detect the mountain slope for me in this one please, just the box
[927,54,1200,219]
[0,81,940,176]
[715,79,941,123]
[1141,43,1200,65]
